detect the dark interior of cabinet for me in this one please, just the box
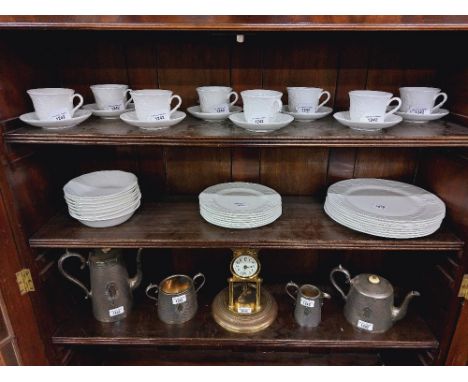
[0,30,467,365]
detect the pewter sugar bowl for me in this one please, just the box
[330,265,420,333]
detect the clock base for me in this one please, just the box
[212,287,278,333]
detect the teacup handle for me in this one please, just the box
[71,93,84,116]
[169,95,182,115]
[318,91,331,109]
[384,97,402,118]
[228,91,239,107]
[285,281,299,301]
[145,283,159,304]
[273,99,283,114]
[432,92,448,111]
[124,89,133,108]
[193,272,206,293]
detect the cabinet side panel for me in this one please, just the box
[416,149,468,364]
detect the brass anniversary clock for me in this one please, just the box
[212,248,278,333]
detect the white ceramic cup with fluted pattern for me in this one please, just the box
[349,90,401,123]
[27,88,84,121]
[287,87,331,113]
[399,87,448,114]
[91,84,132,111]
[130,89,182,122]
[196,86,239,113]
[241,89,283,124]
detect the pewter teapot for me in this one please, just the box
[330,265,420,333]
[58,248,143,322]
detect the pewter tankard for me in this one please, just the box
[330,265,420,333]
[146,273,205,324]
[58,248,143,322]
[286,282,331,327]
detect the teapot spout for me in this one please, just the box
[392,290,420,322]
[129,248,143,291]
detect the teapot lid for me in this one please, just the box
[89,248,122,265]
[352,274,393,298]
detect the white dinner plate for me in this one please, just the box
[200,208,281,229]
[327,178,445,223]
[200,182,281,215]
[324,203,441,239]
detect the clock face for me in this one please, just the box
[232,255,259,278]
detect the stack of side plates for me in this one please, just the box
[63,170,141,228]
[199,182,282,229]
[324,178,445,239]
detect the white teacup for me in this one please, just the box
[27,88,84,121]
[349,90,401,123]
[130,89,182,122]
[241,89,283,124]
[287,87,331,113]
[90,84,132,111]
[196,86,239,113]
[399,87,448,114]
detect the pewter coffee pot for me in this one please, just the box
[58,248,143,322]
[330,265,420,333]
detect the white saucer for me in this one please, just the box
[187,105,242,121]
[229,113,294,133]
[120,111,186,130]
[82,103,134,119]
[333,111,403,131]
[282,105,333,122]
[19,109,92,130]
[396,108,449,123]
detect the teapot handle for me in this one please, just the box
[145,284,159,304]
[285,281,299,301]
[330,264,351,301]
[193,273,206,293]
[58,250,91,299]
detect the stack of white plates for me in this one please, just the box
[63,170,141,228]
[324,178,445,239]
[199,182,282,229]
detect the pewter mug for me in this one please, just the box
[58,248,143,323]
[146,273,205,324]
[285,282,331,327]
[330,265,420,333]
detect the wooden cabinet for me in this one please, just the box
[0,16,467,366]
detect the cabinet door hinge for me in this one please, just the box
[458,274,468,300]
[15,269,35,295]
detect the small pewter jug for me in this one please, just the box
[58,248,143,322]
[330,265,420,333]
[146,273,205,324]
[286,282,331,327]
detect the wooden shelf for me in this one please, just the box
[5,115,468,148]
[29,198,463,251]
[0,16,467,31]
[52,285,438,349]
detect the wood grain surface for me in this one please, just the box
[5,116,468,147]
[52,285,438,349]
[0,16,466,31]
[29,197,463,251]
